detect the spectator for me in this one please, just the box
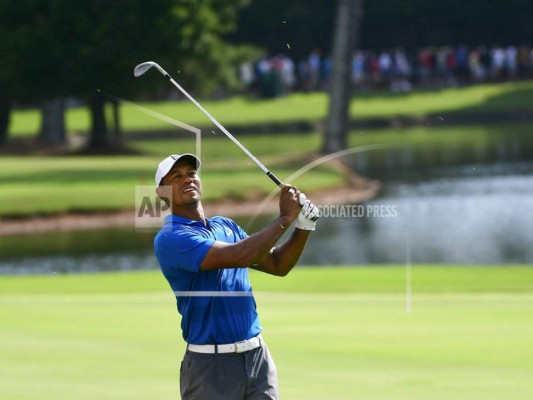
[378,50,393,85]
[435,46,448,85]
[320,56,333,91]
[367,51,380,87]
[505,45,518,77]
[239,62,255,92]
[468,47,485,82]
[351,51,366,88]
[445,46,458,86]
[417,47,434,86]
[491,45,506,79]
[456,44,470,83]
[478,46,492,79]
[307,48,322,91]
[279,54,296,93]
[244,41,533,97]
[390,48,412,92]
[516,45,531,77]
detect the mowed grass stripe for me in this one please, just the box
[1,268,532,400]
[1,266,532,295]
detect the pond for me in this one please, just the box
[1,123,532,274]
[299,161,533,265]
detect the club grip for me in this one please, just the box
[266,171,283,187]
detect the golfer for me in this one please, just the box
[153,154,318,400]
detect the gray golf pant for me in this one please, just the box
[180,341,278,399]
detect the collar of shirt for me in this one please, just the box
[164,214,205,226]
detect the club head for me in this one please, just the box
[134,61,159,77]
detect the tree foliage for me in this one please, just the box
[230,0,533,57]
[0,0,252,148]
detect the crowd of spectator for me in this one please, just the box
[240,44,533,97]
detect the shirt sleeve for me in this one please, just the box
[223,217,249,240]
[154,229,215,273]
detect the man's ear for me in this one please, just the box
[156,185,171,207]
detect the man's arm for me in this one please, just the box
[200,185,301,271]
[200,215,294,270]
[250,228,312,276]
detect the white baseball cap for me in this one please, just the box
[155,154,201,186]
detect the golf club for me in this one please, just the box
[134,61,284,188]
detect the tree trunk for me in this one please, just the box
[39,98,67,145]
[0,96,10,145]
[87,93,109,149]
[111,99,122,145]
[322,0,363,153]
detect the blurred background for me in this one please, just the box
[1,2,533,399]
[1,0,532,272]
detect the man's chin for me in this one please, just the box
[183,196,200,206]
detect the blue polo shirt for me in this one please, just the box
[154,214,262,345]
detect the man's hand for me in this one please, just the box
[295,193,319,231]
[279,185,303,223]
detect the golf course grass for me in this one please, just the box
[0,132,340,217]
[3,121,532,218]
[8,79,533,137]
[1,266,532,400]
[3,78,533,218]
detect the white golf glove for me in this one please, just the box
[295,193,319,231]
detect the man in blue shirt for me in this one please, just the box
[154,153,318,400]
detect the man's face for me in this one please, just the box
[159,160,202,208]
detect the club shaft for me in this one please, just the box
[162,73,282,187]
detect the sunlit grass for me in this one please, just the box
[9,79,533,136]
[2,121,532,217]
[0,131,342,216]
[1,267,532,400]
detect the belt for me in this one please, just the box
[187,335,262,354]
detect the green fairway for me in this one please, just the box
[0,132,340,217]
[9,79,533,137]
[1,267,532,400]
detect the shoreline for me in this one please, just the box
[0,179,380,236]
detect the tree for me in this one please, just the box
[39,99,66,146]
[322,0,363,153]
[0,1,36,145]
[74,0,253,150]
[0,95,10,146]
[0,1,71,146]
[231,0,533,59]
[0,0,252,150]
[227,0,336,61]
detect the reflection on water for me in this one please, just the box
[298,162,533,265]
[0,228,159,275]
[0,254,158,275]
[350,125,533,179]
[1,162,531,274]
